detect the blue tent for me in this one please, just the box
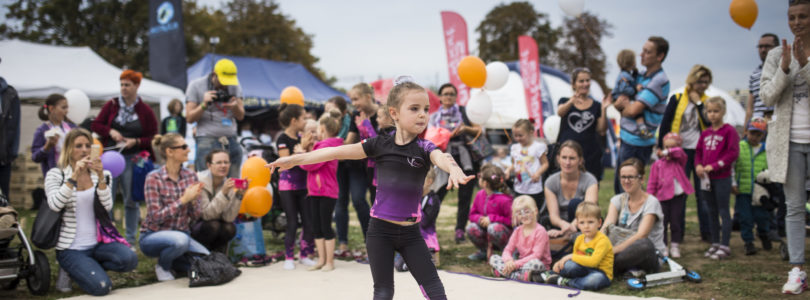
[187,54,347,109]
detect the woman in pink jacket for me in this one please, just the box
[466,164,513,261]
[647,133,694,258]
[300,110,345,272]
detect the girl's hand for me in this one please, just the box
[704,165,713,173]
[782,39,792,73]
[446,169,475,190]
[181,182,204,205]
[795,37,808,68]
[479,216,490,228]
[223,178,235,194]
[301,131,314,151]
[695,165,705,178]
[530,172,541,183]
[503,261,517,274]
[266,156,299,174]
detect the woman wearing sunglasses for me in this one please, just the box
[139,133,209,281]
[601,158,665,278]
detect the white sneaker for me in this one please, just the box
[782,267,808,294]
[300,257,317,266]
[283,259,295,270]
[155,264,175,281]
[56,268,72,292]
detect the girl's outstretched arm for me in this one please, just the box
[430,150,475,190]
[267,143,366,173]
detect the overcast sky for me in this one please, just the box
[2,0,790,93]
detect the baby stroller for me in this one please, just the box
[0,191,50,295]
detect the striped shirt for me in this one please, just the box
[750,65,773,116]
[45,167,113,250]
[142,166,201,233]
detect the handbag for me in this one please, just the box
[189,252,242,287]
[31,170,65,249]
[606,194,636,246]
[459,106,494,161]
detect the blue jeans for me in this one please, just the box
[560,260,611,291]
[734,194,770,243]
[110,153,139,244]
[139,230,209,272]
[684,149,711,240]
[195,136,242,178]
[614,143,653,194]
[335,161,371,244]
[702,177,732,246]
[785,142,810,265]
[56,242,138,296]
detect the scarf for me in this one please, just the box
[670,90,707,134]
[429,105,464,131]
[115,96,140,126]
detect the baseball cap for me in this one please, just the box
[214,59,239,86]
[747,117,767,132]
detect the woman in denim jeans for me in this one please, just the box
[140,133,209,281]
[46,129,137,295]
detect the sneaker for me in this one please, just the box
[467,251,486,261]
[283,259,295,270]
[782,267,808,294]
[300,257,317,266]
[491,267,502,278]
[455,229,465,244]
[760,234,773,251]
[557,277,570,287]
[536,270,558,284]
[56,268,72,292]
[710,246,731,260]
[744,242,757,256]
[155,264,175,281]
[704,244,719,257]
[670,243,681,258]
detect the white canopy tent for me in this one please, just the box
[0,39,184,103]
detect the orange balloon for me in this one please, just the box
[457,56,487,88]
[93,138,104,154]
[730,0,757,30]
[240,156,270,188]
[241,187,272,217]
[280,86,305,106]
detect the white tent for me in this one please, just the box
[0,39,184,103]
[669,85,746,127]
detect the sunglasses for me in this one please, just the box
[169,144,189,150]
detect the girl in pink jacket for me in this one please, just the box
[647,132,694,258]
[489,195,552,281]
[466,164,513,261]
[300,110,345,271]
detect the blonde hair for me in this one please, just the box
[512,195,538,225]
[351,83,374,98]
[617,49,636,71]
[58,128,93,168]
[685,64,713,87]
[575,202,602,220]
[319,109,342,137]
[151,133,184,163]
[385,81,426,125]
[705,96,726,112]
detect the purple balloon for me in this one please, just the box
[101,151,126,178]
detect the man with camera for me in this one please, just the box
[186,58,245,177]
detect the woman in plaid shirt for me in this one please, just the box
[139,133,209,281]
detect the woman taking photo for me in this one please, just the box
[191,149,245,253]
[140,133,209,281]
[429,83,483,243]
[601,158,665,277]
[46,128,137,295]
[544,140,599,238]
[32,93,76,178]
[556,68,610,180]
[91,70,158,246]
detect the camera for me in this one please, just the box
[213,89,232,103]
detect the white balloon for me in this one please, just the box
[484,62,509,91]
[559,0,584,17]
[466,90,492,125]
[64,89,90,123]
[543,115,562,144]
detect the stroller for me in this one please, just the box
[0,190,50,295]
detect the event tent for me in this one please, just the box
[0,39,184,103]
[186,54,346,109]
[670,85,746,127]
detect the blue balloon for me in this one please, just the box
[101,151,126,178]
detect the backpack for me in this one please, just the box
[189,252,242,287]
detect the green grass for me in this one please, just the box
[2,170,809,299]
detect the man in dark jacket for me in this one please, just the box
[0,61,21,197]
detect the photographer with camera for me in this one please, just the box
[186,58,245,177]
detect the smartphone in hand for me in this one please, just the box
[233,179,248,189]
[90,144,101,160]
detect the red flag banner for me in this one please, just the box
[518,35,544,137]
[440,11,471,105]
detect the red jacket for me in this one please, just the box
[91,97,158,154]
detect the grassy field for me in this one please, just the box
[2,169,809,299]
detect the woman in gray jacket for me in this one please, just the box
[190,149,245,252]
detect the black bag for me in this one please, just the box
[459,106,494,161]
[31,170,65,249]
[189,252,242,287]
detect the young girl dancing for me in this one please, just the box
[267,77,472,300]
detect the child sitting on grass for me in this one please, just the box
[489,195,551,282]
[466,164,513,261]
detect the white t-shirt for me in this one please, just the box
[510,141,547,194]
[791,78,810,143]
[69,189,98,250]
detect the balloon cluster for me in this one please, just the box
[239,157,273,217]
[456,57,510,125]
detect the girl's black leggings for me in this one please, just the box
[308,196,336,239]
[366,218,446,300]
